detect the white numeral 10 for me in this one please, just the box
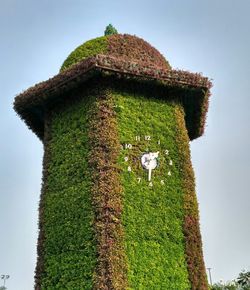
[125,144,132,149]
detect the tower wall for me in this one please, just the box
[115,90,190,289]
[114,87,207,289]
[35,80,208,289]
[35,89,98,289]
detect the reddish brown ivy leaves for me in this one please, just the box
[175,105,208,290]
[88,87,127,290]
[14,54,211,141]
[107,34,171,70]
[34,112,52,290]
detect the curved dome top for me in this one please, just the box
[60,34,171,72]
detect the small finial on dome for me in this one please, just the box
[104,24,118,36]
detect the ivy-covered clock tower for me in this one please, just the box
[14,27,212,290]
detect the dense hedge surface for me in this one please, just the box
[107,34,171,69]
[174,106,208,289]
[88,88,128,290]
[34,83,207,289]
[60,34,170,72]
[15,53,211,141]
[114,90,191,289]
[37,94,97,289]
[60,36,108,72]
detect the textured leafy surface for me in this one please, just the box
[34,82,208,289]
[14,58,211,141]
[88,87,128,290]
[114,91,191,289]
[60,36,108,72]
[174,106,208,289]
[60,34,170,72]
[104,24,118,36]
[39,95,97,289]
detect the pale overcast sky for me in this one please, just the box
[1,0,250,289]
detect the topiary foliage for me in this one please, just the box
[60,34,171,72]
[174,105,208,289]
[35,90,98,289]
[104,24,118,36]
[14,54,211,142]
[32,79,209,289]
[88,86,128,289]
[114,90,191,289]
[60,36,108,72]
[14,32,211,290]
[114,85,207,289]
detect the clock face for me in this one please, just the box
[120,135,173,187]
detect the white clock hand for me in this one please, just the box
[148,152,158,181]
[148,167,152,181]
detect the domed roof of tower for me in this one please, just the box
[60,34,171,72]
